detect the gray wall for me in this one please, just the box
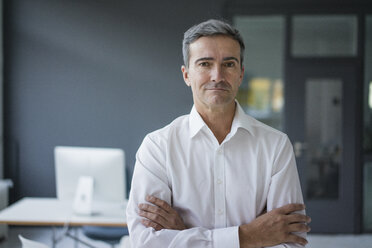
[4,0,226,199]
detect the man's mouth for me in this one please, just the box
[204,82,230,91]
[207,88,228,91]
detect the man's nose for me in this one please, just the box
[210,65,224,82]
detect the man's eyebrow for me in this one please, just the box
[194,57,214,64]
[223,57,239,63]
[194,56,240,64]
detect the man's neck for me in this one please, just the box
[195,101,236,144]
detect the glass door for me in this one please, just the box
[285,14,360,233]
[285,61,359,233]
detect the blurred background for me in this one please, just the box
[1,0,372,240]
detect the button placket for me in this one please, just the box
[214,146,226,228]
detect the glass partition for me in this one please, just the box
[305,79,342,199]
[292,15,358,57]
[234,16,285,130]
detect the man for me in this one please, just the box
[126,19,311,248]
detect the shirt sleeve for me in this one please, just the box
[265,135,307,248]
[126,135,240,248]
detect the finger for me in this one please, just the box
[276,203,306,215]
[286,213,312,224]
[138,209,168,227]
[287,223,311,233]
[140,218,164,231]
[139,203,169,219]
[146,195,173,213]
[286,233,308,246]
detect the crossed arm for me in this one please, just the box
[139,195,311,248]
[128,134,310,247]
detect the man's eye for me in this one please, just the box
[224,62,236,67]
[199,62,210,67]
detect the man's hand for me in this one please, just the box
[239,204,311,248]
[138,195,187,231]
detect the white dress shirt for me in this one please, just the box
[127,102,306,248]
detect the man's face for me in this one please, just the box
[182,35,244,111]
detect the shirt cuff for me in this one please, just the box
[212,226,239,248]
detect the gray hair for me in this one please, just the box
[182,19,245,68]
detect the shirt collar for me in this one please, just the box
[230,101,255,136]
[189,105,206,138]
[189,100,254,139]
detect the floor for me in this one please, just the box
[0,226,371,248]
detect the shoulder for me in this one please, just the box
[245,114,288,141]
[145,114,190,145]
[136,114,189,167]
[238,113,292,157]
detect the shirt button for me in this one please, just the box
[218,209,223,215]
[217,149,223,155]
[217,179,222,185]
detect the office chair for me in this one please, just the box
[19,235,50,248]
[82,226,129,248]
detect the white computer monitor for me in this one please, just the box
[54,146,126,206]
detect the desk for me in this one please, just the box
[0,197,128,247]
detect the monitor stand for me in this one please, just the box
[73,176,94,215]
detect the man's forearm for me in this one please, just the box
[239,204,310,248]
[132,195,239,247]
[129,222,240,248]
[138,195,187,231]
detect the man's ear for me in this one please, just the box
[181,65,191,87]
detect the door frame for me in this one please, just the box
[285,60,361,233]
[284,13,364,233]
[226,2,367,233]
